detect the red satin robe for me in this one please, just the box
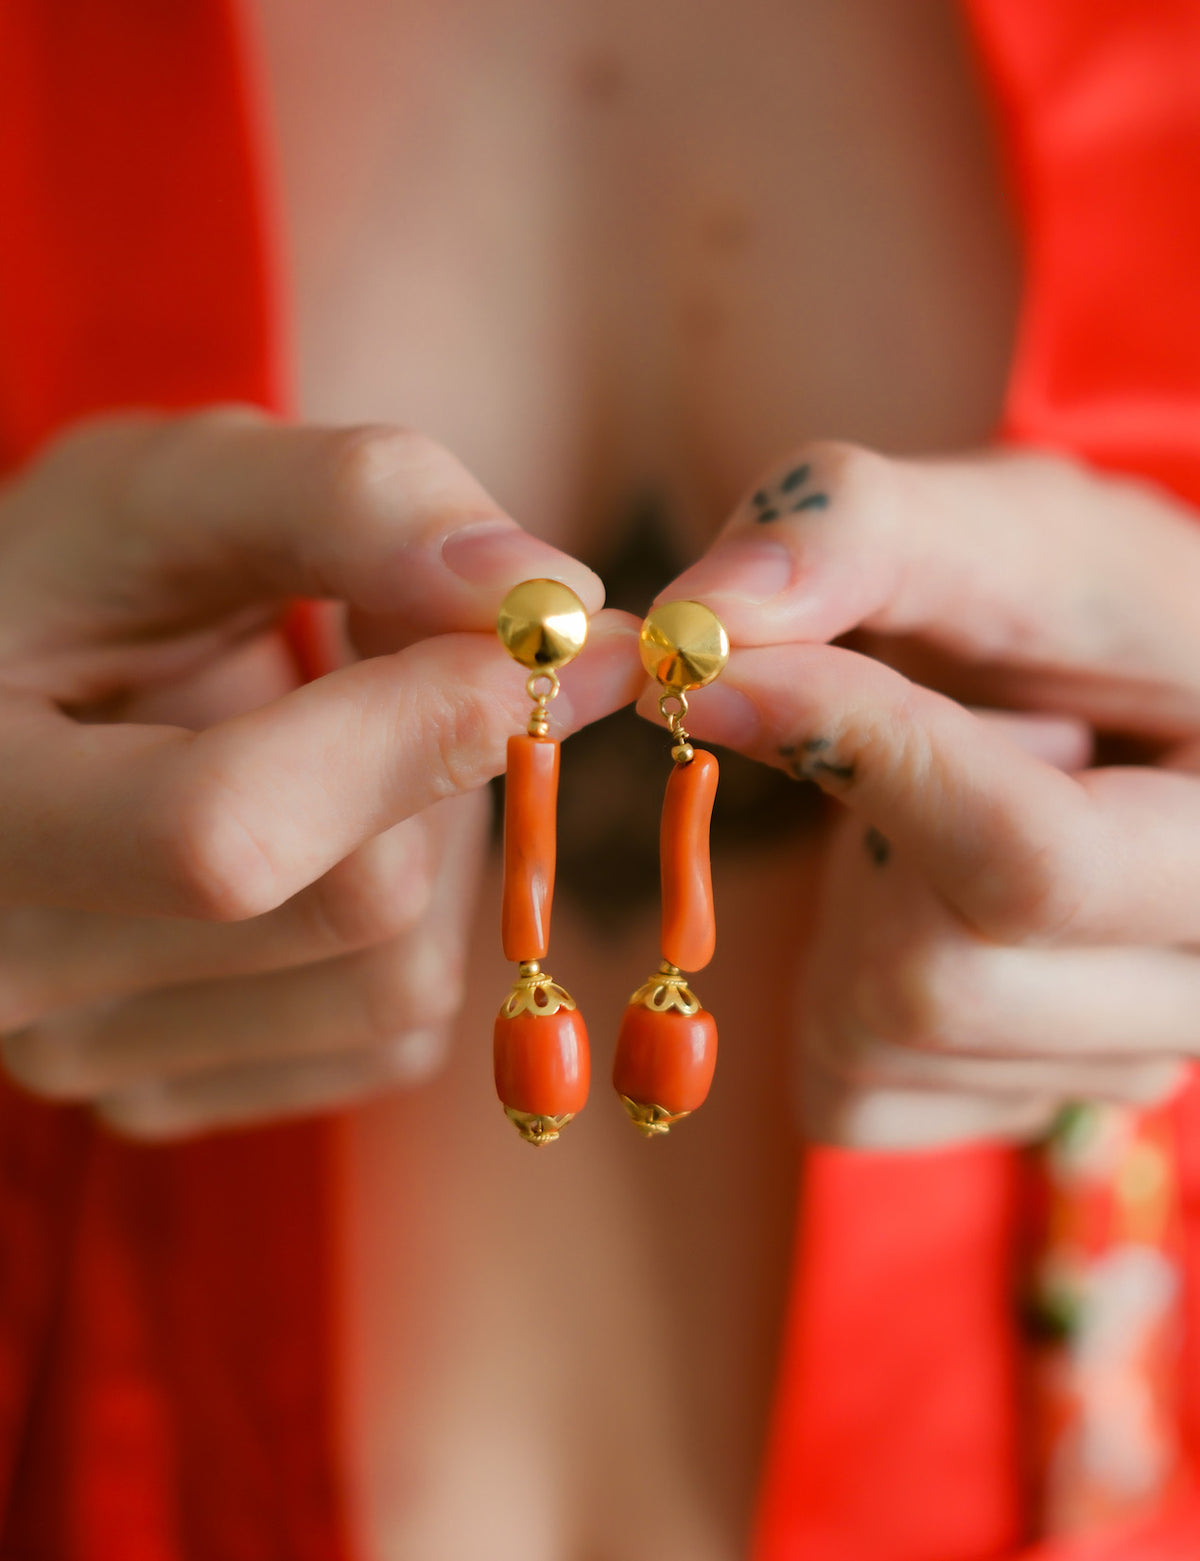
[0,3,1199,1557]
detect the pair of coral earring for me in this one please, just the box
[492,579,728,1146]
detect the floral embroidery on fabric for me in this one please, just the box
[1025,1103,1185,1537]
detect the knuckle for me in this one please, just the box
[111,406,267,524]
[976,833,1096,946]
[803,1015,865,1089]
[837,442,902,515]
[308,836,433,951]
[0,976,47,1037]
[422,960,467,1026]
[152,404,269,456]
[857,941,977,1053]
[377,1027,449,1085]
[787,680,924,795]
[96,1092,183,1142]
[767,439,895,521]
[851,684,927,787]
[1,1028,97,1103]
[358,940,465,1043]
[323,424,424,510]
[356,951,419,1043]
[181,402,270,431]
[151,771,281,922]
[798,1049,860,1146]
[803,438,885,485]
[317,424,503,552]
[33,412,156,487]
[1111,1061,1184,1107]
[0,912,73,1030]
[419,682,501,801]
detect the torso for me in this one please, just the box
[252,2,1018,1554]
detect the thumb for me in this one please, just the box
[659,442,1200,737]
[0,408,605,697]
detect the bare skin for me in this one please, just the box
[0,3,1192,1560]
[255,1,1017,1555]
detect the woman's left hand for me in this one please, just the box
[643,443,1200,1149]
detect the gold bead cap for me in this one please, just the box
[639,600,730,692]
[497,579,589,671]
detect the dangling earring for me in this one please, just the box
[493,580,590,1146]
[613,600,729,1137]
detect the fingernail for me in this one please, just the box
[441,523,604,608]
[682,681,761,748]
[666,536,793,607]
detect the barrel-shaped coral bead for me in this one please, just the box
[660,749,719,972]
[502,734,559,962]
[612,1003,718,1115]
[494,1008,590,1117]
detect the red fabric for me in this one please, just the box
[978,0,1200,501]
[753,3,1200,1558]
[0,5,346,1559]
[753,1147,1027,1559]
[0,0,289,458]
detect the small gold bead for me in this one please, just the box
[672,741,695,764]
[640,600,730,692]
[497,579,589,671]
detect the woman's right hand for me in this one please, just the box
[0,407,640,1138]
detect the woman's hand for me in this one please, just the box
[0,407,640,1137]
[646,442,1200,1149]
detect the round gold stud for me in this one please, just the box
[639,600,730,693]
[497,579,589,672]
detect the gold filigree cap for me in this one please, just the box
[504,1108,575,1146]
[628,962,700,1015]
[617,1097,692,1138]
[497,962,578,1019]
[639,600,730,692]
[497,579,589,671]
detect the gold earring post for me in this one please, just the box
[639,600,729,763]
[497,578,589,737]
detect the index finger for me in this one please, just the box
[657,642,1200,947]
[0,613,641,918]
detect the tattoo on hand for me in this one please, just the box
[778,737,856,786]
[864,826,891,866]
[752,463,830,523]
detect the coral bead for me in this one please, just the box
[493,1007,590,1117]
[660,749,718,972]
[612,1003,718,1116]
[502,734,559,962]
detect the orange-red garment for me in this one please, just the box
[1,3,1200,1558]
[0,5,348,1558]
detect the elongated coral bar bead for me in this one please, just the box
[502,734,559,963]
[660,749,718,972]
